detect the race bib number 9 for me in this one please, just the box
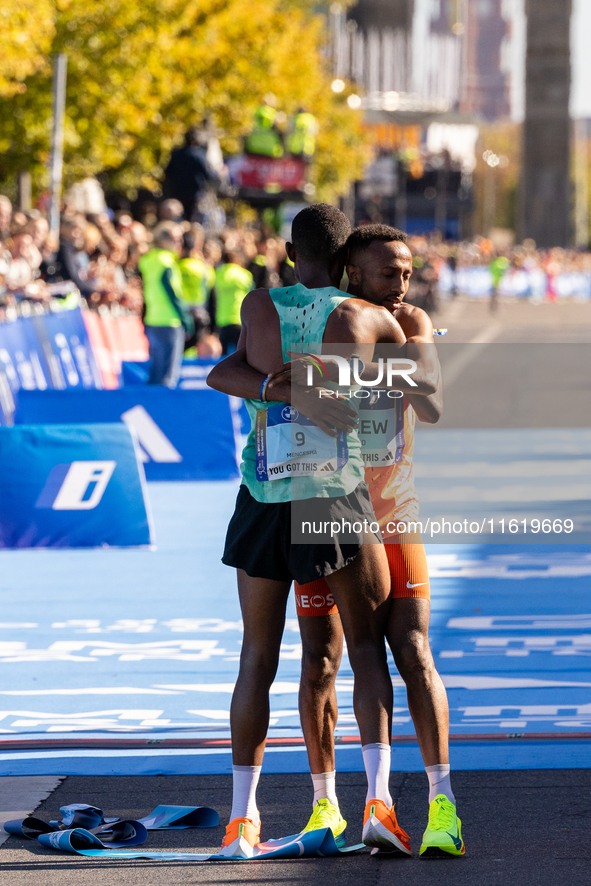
[358,389,405,465]
[255,403,348,481]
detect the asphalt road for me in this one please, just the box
[433,297,591,344]
[425,298,591,429]
[2,770,590,885]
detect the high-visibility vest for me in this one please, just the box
[214,264,254,327]
[138,249,183,327]
[179,256,208,306]
[245,105,284,158]
[286,112,317,158]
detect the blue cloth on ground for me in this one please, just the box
[136,804,219,829]
[36,826,364,860]
[4,815,147,848]
[4,803,219,845]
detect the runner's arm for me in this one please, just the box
[206,288,359,438]
[207,345,290,402]
[208,346,357,436]
[207,293,288,400]
[283,301,438,395]
[395,304,442,423]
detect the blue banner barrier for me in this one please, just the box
[40,308,103,389]
[121,360,150,386]
[0,423,153,548]
[121,358,219,390]
[14,388,240,481]
[0,307,103,424]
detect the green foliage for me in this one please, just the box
[0,0,367,203]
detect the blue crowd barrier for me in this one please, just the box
[121,360,150,386]
[0,423,153,548]
[0,308,102,425]
[14,388,241,481]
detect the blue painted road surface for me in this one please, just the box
[1,428,590,774]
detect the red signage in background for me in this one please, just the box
[230,155,307,192]
[83,312,149,389]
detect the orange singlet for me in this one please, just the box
[295,397,430,617]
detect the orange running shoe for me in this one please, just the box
[219,816,261,858]
[362,799,412,856]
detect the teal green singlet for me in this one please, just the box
[240,282,364,503]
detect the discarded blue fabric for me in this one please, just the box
[136,805,219,829]
[38,822,146,850]
[4,816,146,849]
[3,803,219,843]
[37,825,364,860]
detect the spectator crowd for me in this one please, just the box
[403,235,591,311]
[0,190,297,352]
[2,182,591,382]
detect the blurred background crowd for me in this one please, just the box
[0,186,300,359]
[2,183,589,335]
[2,1,591,381]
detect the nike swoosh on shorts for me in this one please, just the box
[406,581,426,588]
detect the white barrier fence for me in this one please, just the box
[438,265,591,300]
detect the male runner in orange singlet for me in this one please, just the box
[288,225,464,857]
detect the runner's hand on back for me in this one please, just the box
[295,387,358,438]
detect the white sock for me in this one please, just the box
[425,764,455,805]
[230,764,261,825]
[311,771,338,808]
[362,743,393,807]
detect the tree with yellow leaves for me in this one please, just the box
[0,1,368,204]
[0,1,54,98]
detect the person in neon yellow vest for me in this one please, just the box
[286,108,318,161]
[244,103,284,158]
[178,230,215,356]
[213,250,254,354]
[138,225,194,386]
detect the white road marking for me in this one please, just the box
[440,323,502,387]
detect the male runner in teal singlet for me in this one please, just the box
[208,205,435,857]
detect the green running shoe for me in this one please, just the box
[301,799,347,848]
[420,795,465,857]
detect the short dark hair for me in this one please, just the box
[223,248,245,266]
[291,204,351,263]
[182,231,195,254]
[347,224,408,261]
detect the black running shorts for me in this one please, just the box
[222,481,380,585]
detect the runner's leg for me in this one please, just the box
[324,545,393,747]
[387,597,449,767]
[298,612,344,774]
[230,569,292,767]
[325,545,415,851]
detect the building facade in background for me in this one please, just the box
[337,0,516,121]
[459,0,511,120]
